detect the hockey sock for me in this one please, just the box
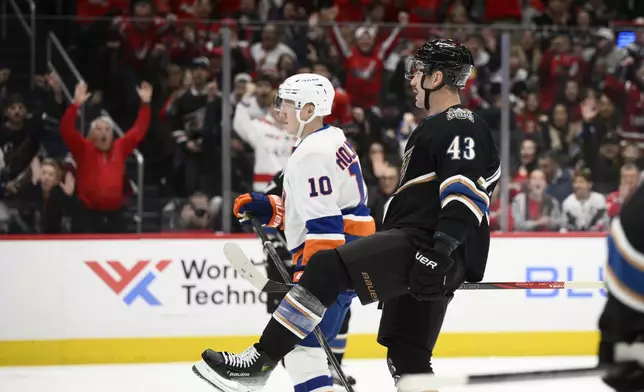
[259,285,326,360]
[258,250,353,360]
[331,308,351,364]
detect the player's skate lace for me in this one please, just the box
[223,346,260,368]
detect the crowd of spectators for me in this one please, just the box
[1,0,644,234]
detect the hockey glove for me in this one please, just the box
[408,242,457,302]
[233,192,284,228]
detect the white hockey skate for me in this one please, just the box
[192,345,277,392]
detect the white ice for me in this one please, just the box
[0,356,612,392]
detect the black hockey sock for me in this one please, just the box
[257,249,353,360]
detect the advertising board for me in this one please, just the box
[0,234,606,365]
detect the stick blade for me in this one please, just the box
[223,242,268,291]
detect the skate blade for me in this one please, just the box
[192,360,256,392]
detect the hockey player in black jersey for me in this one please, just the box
[598,182,644,392]
[192,38,500,392]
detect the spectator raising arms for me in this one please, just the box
[232,90,296,191]
[329,8,408,108]
[13,158,76,234]
[60,82,152,233]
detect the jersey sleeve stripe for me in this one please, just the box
[442,195,484,224]
[482,165,501,189]
[611,218,644,271]
[302,238,346,267]
[306,215,345,235]
[605,264,644,313]
[440,175,490,216]
[341,204,372,217]
[344,217,376,237]
[394,172,438,195]
[306,233,346,241]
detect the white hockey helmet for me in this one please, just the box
[275,73,335,137]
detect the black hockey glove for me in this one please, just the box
[408,241,457,301]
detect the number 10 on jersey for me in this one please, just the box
[308,176,333,197]
[308,162,366,204]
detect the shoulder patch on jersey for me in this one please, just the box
[446,107,474,123]
[399,146,415,186]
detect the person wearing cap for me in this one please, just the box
[231,73,252,107]
[170,56,215,196]
[561,167,609,232]
[231,89,295,192]
[592,27,629,76]
[232,71,275,129]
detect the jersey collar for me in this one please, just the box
[292,124,330,153]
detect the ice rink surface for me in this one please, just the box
[0,356,612,392]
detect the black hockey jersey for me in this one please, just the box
[170,89,208,146]
[604,182,644,314]
[383,105,500,281]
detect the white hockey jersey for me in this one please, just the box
[233,100,297,191]
[561,191,609,232]
[282,125,375,280]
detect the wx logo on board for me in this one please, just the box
[86,259,171,306]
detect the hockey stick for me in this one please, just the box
[396,344,644,389]
[396,365,611,390]
[221,249,604,294]
[245,216,355,392]
[458,281,604,290]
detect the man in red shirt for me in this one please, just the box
[329,9,408,109]
[60,82,152,233]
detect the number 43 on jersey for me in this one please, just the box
[447,135,475,160]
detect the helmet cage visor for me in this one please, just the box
[273,94,300,112]
[405,58,437,80]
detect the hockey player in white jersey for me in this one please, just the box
[193,73,375,392]
[233,91,298,191]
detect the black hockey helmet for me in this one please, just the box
[405,38,474,87]
[405,38,474,109]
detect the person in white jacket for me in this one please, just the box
[233,91,297,191]
[561,168,609,232]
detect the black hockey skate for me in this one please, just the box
[192,345,277,392]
